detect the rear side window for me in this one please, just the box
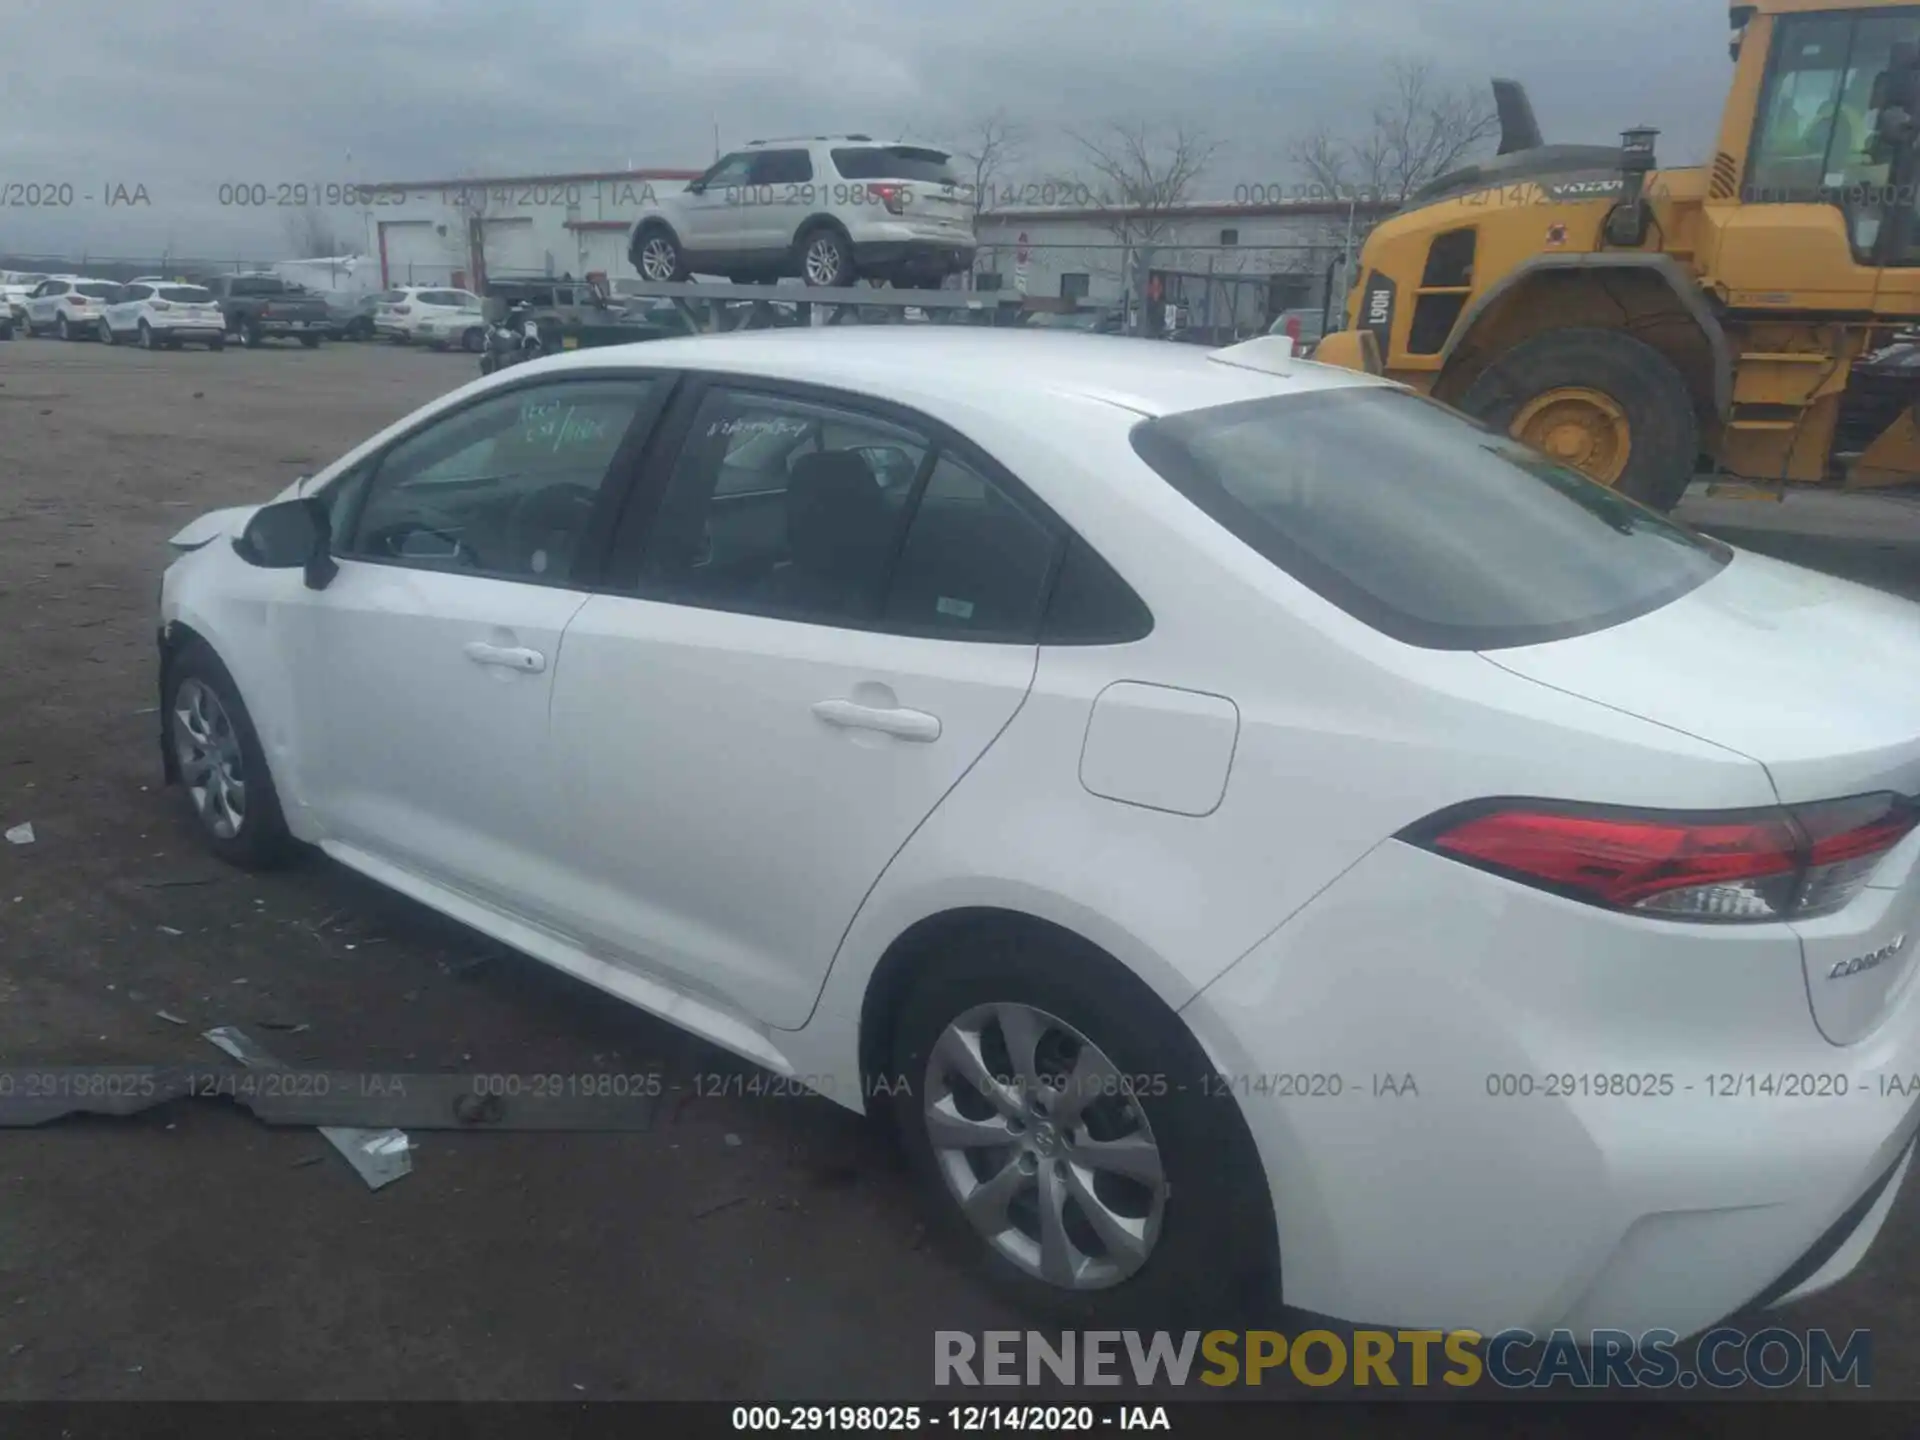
[121,285,153,301]
[830,146,960,184]
[1130,387,1730,651]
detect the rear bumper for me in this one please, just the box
[254,318,328,332]
[1180,838,1920,1337]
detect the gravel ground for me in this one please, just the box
[1,336,1917,1409]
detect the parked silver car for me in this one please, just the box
[629,136,977,289]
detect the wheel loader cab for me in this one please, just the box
[1312,0,1920,509]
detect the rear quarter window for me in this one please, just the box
[829,146,960,184]
[1129,387,1730,651]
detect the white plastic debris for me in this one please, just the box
[3,824,33,846]
[204,1025,412,1191]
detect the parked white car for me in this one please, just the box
[413,294,488,352]
[1,271,52,324]
[629,136,977,288]
[157,329,1920,1338]
[21,277,121,339]
[100,281,228,350]
[375,286,483,344]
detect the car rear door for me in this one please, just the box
[280,370,672,923]
[544,378,1061,1029]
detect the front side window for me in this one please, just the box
[1130,387,1730,651]
[345,378,654,584]
[1746,12,1920,257]
[700,153,755,190]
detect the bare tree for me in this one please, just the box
[283,204,345,258]
[1290,60,1498,207]
[1067,121,1220,330]
[951,109,1026,216]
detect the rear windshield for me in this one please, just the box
[74,283,119,299]
[1130,387,1730,651]
[830,146,959,183]
[158,286,213,303]
[229,277,287,295]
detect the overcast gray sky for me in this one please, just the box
[0,0,1730,261]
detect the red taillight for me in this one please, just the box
[869,183,906,215]
[1406,794,1917,923]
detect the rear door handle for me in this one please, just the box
[463,641,546,674]
[811,699,942,742]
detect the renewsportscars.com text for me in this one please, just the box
[934,1327,1872,1390]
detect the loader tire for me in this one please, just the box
[1456,327,1699,512]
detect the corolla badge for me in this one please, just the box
[1829,934,1909,981]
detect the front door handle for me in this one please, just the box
[811,699,941,742]
[464,641,546,674]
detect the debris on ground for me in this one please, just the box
[204,1025,412,1192]
[724,1133,742,1147]
[155,1010,187,1027]
[693,1195,747,1220]
[139,877,217,890]
[4,823,34,845]
[157,926,184,937]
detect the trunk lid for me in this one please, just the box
[1485,549,1920,1045]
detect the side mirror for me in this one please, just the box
[234,496,337,589]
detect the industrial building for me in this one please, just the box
[973,198,1398,332]
[353,166,702,289]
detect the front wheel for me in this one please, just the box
[101,320,117,345]
[164,642,296,870]
[634,227,689,282]
[797,226,855,287]
[1455,327,1700,511]
[888,931,1277,1325]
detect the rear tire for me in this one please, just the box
[887,929,1278,1327]
[101,320,117,345]
[300,334,321,349]
[796,224,856,287]
[208,336,226,351]
[163,641,296,871]
[138,321,156,350]
[56,314,71,340]
[241,321,264,348]
[462,326,485,353]
[1455,327,1700,512]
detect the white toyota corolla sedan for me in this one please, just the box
[156,328,1920,1336]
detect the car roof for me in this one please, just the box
[532,326,1391,420]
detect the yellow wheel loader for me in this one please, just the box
[1313,0,1920,509]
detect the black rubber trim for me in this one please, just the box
[1745,1135,1914,1312]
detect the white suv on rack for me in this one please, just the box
[629,136,977,289]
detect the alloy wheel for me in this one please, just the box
[804,235,846,286]
[640,236,679,281]
[922,1002,1168,1291]
[171,678,247,840]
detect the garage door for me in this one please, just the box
[577,228,627,279]
[481,217,543,280]
[379,220,453,287]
